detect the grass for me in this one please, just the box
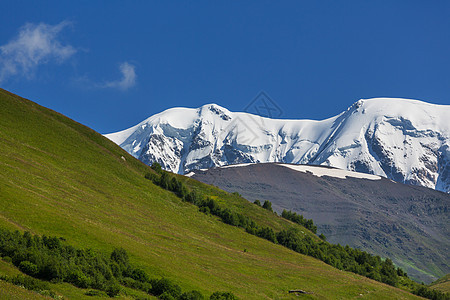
[429,274,450,293]
[0,280,53,300]
[0,88,423,299]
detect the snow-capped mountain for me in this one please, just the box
[105,98,450,193]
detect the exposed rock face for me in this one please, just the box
[105,98,450,192]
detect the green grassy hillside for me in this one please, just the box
[430,274,450,293]
[0,88,423,299]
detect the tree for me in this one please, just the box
[262,200,273,212]
[380,258,398,286]
[19,261,39,276]
[111,248,129,267]
[151,162,163,174]
[180,290,205,300]
[151,278,182,298]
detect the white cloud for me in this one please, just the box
[102,62,137,90]
[0,21,76,83]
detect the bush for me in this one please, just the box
[257,227,277,243]
[121,277,152,293]
[199,206,211,214]
[105,281,121,297]
[19,260,39,276]
[151,162,163,174]
[159,291,176,300]
[10,275,50,293]
[111,247,129,267]
[210,291,238,300]
[281,209,317,233]
[85,289,108,297]
[262,200,273,212]
[131,268,150,282]
[413,285,450,300]
[68,269,91,288]
[2,256,12,263]
[180,290,205,300]
[151,278,182,298]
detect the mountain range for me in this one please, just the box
[105,98,450,193]
[189,162,450,283]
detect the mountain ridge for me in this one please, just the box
[189,162,450,283]
[105,98,450,192]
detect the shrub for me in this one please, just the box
[121,276,152,293]
[85,289,108,297]
[151,278,182,298]
[151,162,163,174]
[111,247,129,267]
[210,291,238,300]
[253,200,261,206]
[262,200,273,212]
[105,281,121,297]
[281,209,317,233]
[199,206,210,214]
[159,291,176,300]
[2,256,12,263]
[180,290,205,300]
[131,268,150,282]
[67,269,91,288]
[10,275,50,293]
[19,260,39,276]
[257,227,277,243]
[220,208,239,226]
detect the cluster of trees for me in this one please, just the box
[199,197,278,243]
[413,285,450,300]
[0,228,237,299]
[253,199,273,212]
[276,227,403,285]
[0,229,123,296]
[281,210,317,234]
[145,165,421,291]
[146,166,277,243]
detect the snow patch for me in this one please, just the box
[221,163,255,169]
[280,164,382,180]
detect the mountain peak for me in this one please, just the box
[105,98,450,192]
[198,103,232,121]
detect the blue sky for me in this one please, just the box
[1,1,449,134]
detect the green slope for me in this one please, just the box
[0,88,422,299]
[430,274,450,293]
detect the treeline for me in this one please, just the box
[145,165,277,243]
[281,210,317,233]
[0,228,237,299]
[413,285,450,300]
[145,164,450,300]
